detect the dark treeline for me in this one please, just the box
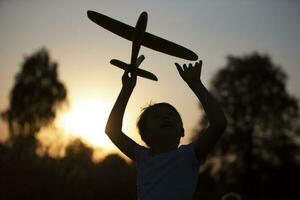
[195,53,300,200]
[0,48,299,200]
[0,138,136,200]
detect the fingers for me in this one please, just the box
[175,60,203,73]
[193,60,202,70]
[199,61,202,73]
[122,70,128,78]
[198,60,203,68]
[197,60,203,72]
[123,70,136,80]
[123,70,130,77]
[175,63,184,76]
[183,64,188,71]
[194,60,202,67]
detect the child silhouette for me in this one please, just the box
[105,60,227,200]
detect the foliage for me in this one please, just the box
[0,140,137,200]
[195,52,300,199]
[1,48,67,140]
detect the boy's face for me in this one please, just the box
[144,105,184,142]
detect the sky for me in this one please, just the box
[0,0,299,158]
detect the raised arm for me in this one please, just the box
[105,70,141,161]
[175,60,227,162]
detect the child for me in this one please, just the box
[105,60,227,200]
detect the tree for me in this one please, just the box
[197,52,299,197]
[1,48,67,148]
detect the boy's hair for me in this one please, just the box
[137,102,184,146]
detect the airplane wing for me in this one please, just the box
[110,59,158,81]
[87,10,198,61]
[87,10,134,41]
[142,32,198,61]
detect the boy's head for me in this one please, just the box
[137,102,184,147]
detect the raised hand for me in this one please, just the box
[175,59,227,162]
[175,60,202,86]
[122,69,137,91]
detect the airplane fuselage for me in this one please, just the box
[87,10,197,81]
[131,12,147,67]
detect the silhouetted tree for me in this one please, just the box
[0,48,139,200]
[1,48,67,149]
[196,53,300,199]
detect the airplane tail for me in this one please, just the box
[110,59,158,81]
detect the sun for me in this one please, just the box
[56,98,114,150]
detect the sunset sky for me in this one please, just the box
[0,0,299,158]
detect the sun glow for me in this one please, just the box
[56,98,114,150]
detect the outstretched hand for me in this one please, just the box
[175,60,202,86]
[122,69,137,91]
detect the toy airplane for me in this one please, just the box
[87,10,198,81]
